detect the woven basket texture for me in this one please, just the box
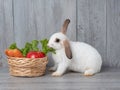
[7,56,48,77]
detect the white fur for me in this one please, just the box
[48,32,102,76]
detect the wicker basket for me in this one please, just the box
[7,56,48,77]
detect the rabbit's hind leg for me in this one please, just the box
[84,68,95,76]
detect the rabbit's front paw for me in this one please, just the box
[52,72,62,77]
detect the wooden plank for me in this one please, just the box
[89,0,107,67]
[77,0,107,67]
[31,0,46,39]
[0,0,14,64]
[13,0,38,48]
[0,0,4,57]
[77,0,89,42]
[0,0,4,65]
[107,0,120,67]
[0,67,120,89]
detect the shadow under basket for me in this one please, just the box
[7,56,48,77]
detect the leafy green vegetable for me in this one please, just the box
[21,42,32,56]
[21,40,40,56]
[8,39,56,57]
[31,40,39,51]
[40,39,56,55]
[9,43,18,49]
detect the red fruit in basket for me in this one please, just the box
[38,52,46,58]
[26,51,45,58]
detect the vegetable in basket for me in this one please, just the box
[26,51,45,58]
[5,39,56,58]
[5,43,23,57]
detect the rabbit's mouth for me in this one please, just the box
[47,43,53,48]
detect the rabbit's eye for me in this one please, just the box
[55,38,60,43]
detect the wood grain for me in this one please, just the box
[107,0,120,67]
[14,0,38,48]
[0,67,120,90]
[0,0,14,60]
[77,0,89,42]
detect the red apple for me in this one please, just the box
[26,51,45,58]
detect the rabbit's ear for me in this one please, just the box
[61,19,70,34]
[63,40,72,59]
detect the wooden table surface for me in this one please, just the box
[0,66,120,90]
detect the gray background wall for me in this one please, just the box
[0,0,120,67]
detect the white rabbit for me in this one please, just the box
[48,19,102,77]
